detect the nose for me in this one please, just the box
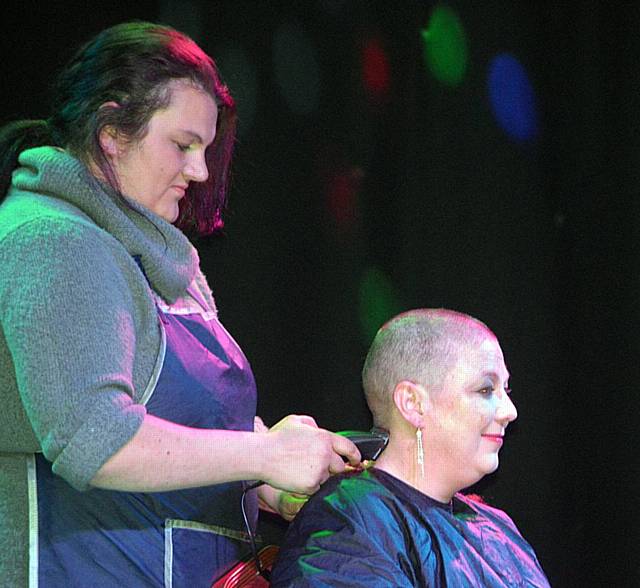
[496,392,518,426]
[184,151,209,183]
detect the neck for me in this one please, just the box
[374,434,455,503]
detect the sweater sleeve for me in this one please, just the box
[0,218,147,490]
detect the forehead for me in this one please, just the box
[446,335,508,386]
[148,81,218,143]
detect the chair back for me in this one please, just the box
[212,544,279,588]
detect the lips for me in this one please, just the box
[172,185,187,198]
[481,434,504,446]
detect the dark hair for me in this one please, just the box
[0,21,236,236]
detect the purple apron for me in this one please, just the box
[35,287,259,586]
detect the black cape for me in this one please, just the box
[271,468,550,587]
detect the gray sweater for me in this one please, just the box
[0,146,216,585]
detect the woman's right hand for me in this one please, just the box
[261,414,361,495]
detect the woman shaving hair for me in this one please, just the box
[271,309,551,587]
[0,22,360,587]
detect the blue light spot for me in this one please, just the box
[488,54,539,143]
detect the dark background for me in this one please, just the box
[2,1,638,586]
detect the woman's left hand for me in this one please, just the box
[254,416,308,520]
[257,484,308,522]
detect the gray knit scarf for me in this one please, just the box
[12,146,199,302]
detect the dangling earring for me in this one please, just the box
[416,428,424,478]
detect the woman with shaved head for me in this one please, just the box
[271,309,550,587]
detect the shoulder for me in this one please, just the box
[0,191,118,260]
[0,185,140,268]
[304,469,397,517]
[455,493,522,535]
[280,469,411,553]
[271,470,429,586]
[0,195,147,317]
[454,494,551,586]
[0,214,130,299]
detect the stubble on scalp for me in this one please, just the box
[362,309,496,429]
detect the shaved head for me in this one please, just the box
[362,309,497,428]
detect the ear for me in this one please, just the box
[99,125,119,158]
[392,380,430,429]
[97,101,122,158]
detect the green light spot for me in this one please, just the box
[311,530,335,539]
[421,5,468,86]
[358,267,403,345]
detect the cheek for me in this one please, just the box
[478,409,494,430]
[454,406,491,454]
[481,401,500,429]
[161,156,184,184]
[455,401,484,431]
[157,155,173,174]
[143,143,173,180]
[429,399,490,451]
[438,415,478,453]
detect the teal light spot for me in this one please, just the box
[215,43,258,138]
[273,20,321,115]
[358,267,403,345]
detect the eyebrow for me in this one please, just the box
[481,370,510,381]
[178,129,214,147]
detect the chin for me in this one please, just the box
[162,208,180,223]
[483,456,500,475]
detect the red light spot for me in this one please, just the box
[362,37,390,99]
[326,168,363,231]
